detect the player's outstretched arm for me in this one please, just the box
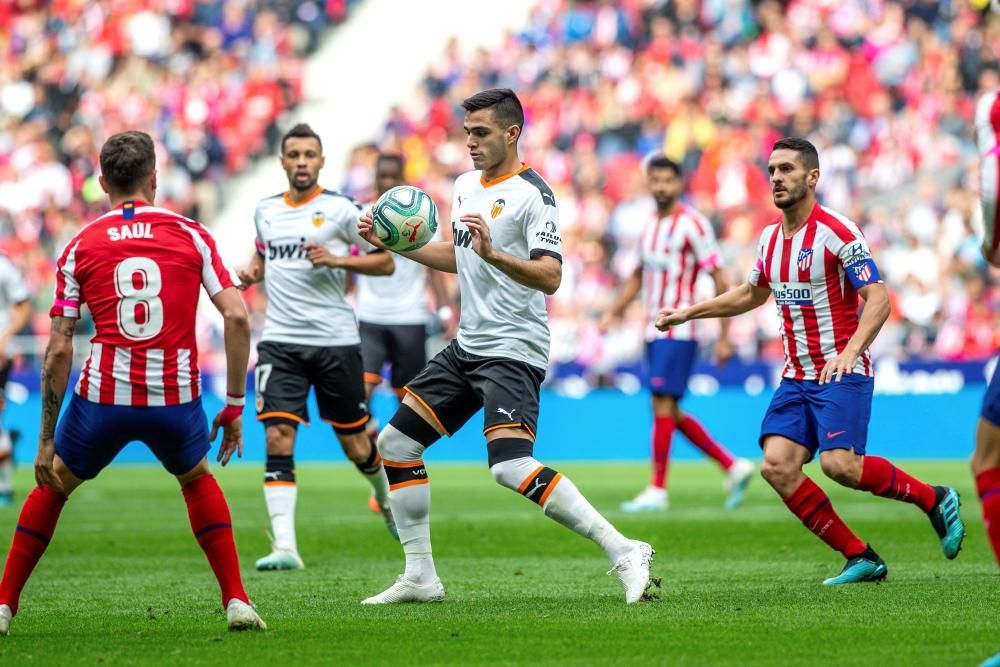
[599,265,641,332]
[209,287,250,466]
[303,241,395,276]
[818,282,890,384]
[656,282,770,331]
[36,315,77,492]
[358,209,458,273]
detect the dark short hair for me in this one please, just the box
[772,137,819,170]
[99,131,156,193]
[461,88,525,131]
[376,152,405,172]
[281,123,322,154]
[646,154,681,176]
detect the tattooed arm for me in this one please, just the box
[35,316,77,492]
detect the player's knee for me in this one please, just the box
[760,457,796,487]
[820,452,862,487]
[489,454,540,491]
[973,419,1000,474]
[381,404,439,462]
[336,431,371,463]
[265,424,296,456]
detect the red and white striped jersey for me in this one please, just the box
[50,201,238,406]
[639,204,721,341]
[748,203,883,381]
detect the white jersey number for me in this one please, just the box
[115,257,164,340]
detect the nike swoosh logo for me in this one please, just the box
[827,431,846,439]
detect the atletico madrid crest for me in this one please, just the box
[854,263,872,283]
[797,248,813,272]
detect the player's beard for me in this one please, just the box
[773,179,808,209]
[653,194,676,214]
[291,175,316,193]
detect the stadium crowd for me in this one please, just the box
[0,0,358,357]
[344,0,1000,382]
[1,0,998,382]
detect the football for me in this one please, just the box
[371,185,438,252]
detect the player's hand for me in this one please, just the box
[462,213,495,262]
[34,437,65,493]
[303,241,341,268]
[237,265,262,290]
[210,407,243,466]
[715,337,734,366]
[818,348,859,385]
[597,312,617,334]
[358,208,387,250]
[655,308,688,331]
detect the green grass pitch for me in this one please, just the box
[0,461,995,666]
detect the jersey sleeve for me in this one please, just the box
[747,230,769,288]
[50,239,83,318]
[526,191,562,262]
[687,214,722,270]
[188,223,239,297]
[0,259,29,305]
[253,203,266,256]
[337,198,380,253]
[836,231,882,290]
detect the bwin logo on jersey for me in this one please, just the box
[452,222,473,249]
[268,238,308,260]
[491,198,506,218]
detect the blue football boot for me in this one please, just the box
[823,545,888,585]
[928,486,965,560]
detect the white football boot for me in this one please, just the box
[608,540,660,604]
[723,458,756,510]
[226,599,267,631]
[254,549,304,571]
[361,575,445,605]
[0,604,11,636]
[620,486,668,512]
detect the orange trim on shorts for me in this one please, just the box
[325,415,370,429]
[517,466,545,494]
[364,372,383,385]
[257,411,308,425]
[484,422,525,436]
[382,458,426,469]
[389,478,429,491]
[263,481,297,487]
[538,473,563,506]
[403,387,449,436]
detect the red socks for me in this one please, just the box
[0,486,67,615]
[651,416,674,489]
[857,456,936,513]
[182,474,248,607]
[784,477,866,558]
[678,415,735,470]
[976,467,1000,566]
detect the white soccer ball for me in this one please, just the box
[371,185,439,252]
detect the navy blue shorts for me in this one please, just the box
[982,367,1000,427]
[646,339,698,398]
[759,375,874,460]
[55,394,211,480]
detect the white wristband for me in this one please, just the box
[225,393,246,407]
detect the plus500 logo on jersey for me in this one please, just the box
[772,281,813,306]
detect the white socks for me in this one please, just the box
[491,456,633,564]
[392,483,437,583]
[263,483,298,553]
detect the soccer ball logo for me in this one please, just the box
[371,185,439,252]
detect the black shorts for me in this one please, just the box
[405,340,546,438]
[359,321,428,389]
[255,341,369,434]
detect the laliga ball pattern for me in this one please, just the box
[372,185,439,252]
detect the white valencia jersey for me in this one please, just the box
[356,199,430,325]
[0,254,29,333]
[639,203,721,341]
[451,165,562,370]
[748,203,883,381]
[977,89,1000,258]
[254,188,377,346]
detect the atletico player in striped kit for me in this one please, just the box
[0,131,265,634]
[973,87,1000,576]
[601,155,754,512]
[656,138,966,584]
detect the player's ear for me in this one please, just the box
[808,168,819,188]
[98,175,110,194]
[507,124,520,146]
[149,169,158,194]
